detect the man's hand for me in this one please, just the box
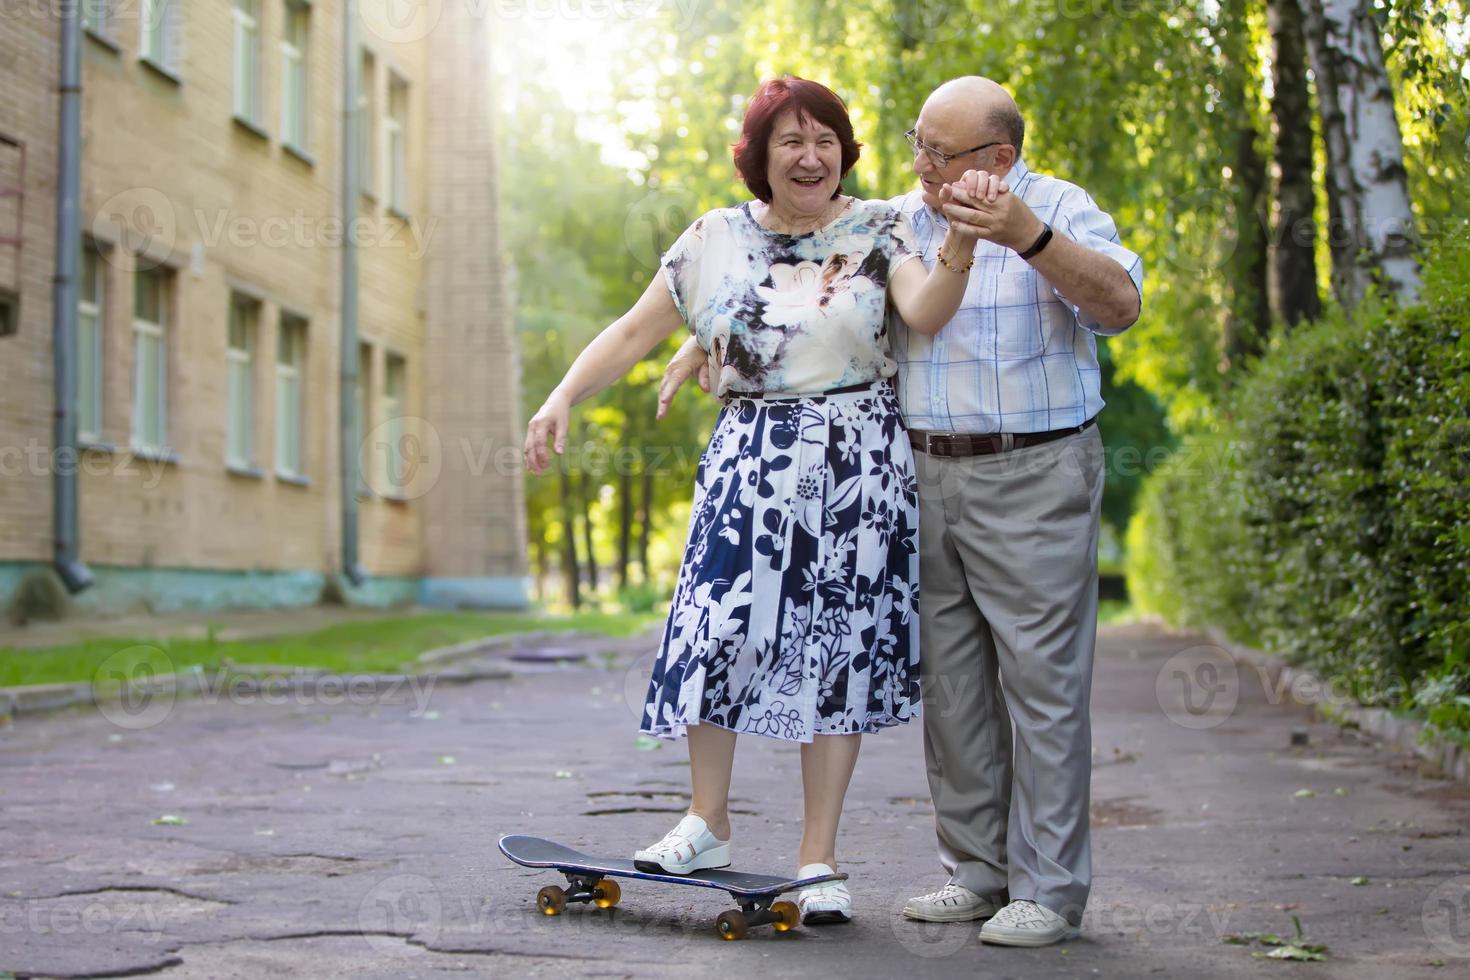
[942,169,1044,253]
[656,335,710,420]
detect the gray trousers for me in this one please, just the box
[915,424,1104,927]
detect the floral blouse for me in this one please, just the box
[660,198,922,396]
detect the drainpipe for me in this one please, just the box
[51,1,92,593]
[339,0,365,586]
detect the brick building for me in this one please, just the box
[0,1,529,616]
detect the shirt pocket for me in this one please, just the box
[985,269,1046,360]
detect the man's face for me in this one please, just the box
[910,104,1008,211]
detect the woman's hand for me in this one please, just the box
[523,391,571,476]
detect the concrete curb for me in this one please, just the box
[1206,627,1469,783]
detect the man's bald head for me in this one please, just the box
[921,76,1025,157]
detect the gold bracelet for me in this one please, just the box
[936,244,974,273]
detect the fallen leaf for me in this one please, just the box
[1294,789,1316,798]
[152,814,187,826]
[1351,876,1370,886]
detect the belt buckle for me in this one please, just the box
[925,432,952,458]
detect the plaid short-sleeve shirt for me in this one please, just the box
[888,158,1144,434]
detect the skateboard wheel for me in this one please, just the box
[537,885,567,915]
[771,900,800,932]
[592,879,621,909]
[716,909,748,941]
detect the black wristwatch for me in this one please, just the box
[1018,222,1053,261]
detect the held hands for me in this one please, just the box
[523,392,571,476]
[940,170,1044,252]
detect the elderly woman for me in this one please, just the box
[523,77,977,923]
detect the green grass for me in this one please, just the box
[0,610,665,688]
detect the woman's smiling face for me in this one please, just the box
[765,109,843,214]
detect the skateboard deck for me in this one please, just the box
[498,834,846,939]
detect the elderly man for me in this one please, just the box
[658,76,1142,947]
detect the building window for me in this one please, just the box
[281,1,310,149]
[140,0,183,76]
[132,267,170,451]
[275,313,306,477]
[386,73,408,213]
[82,0,114,40]
[77,245,105,441]
[358,49,377,198]
[226,294,258,468]
[382,353,407,496]
[232,0,261,124]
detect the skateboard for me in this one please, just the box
[497,834,847,940]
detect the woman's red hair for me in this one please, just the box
[732,77,862,204]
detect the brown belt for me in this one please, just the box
[908,417,1095,458]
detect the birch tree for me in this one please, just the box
[1299,0,1421,307]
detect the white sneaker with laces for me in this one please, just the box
[902,882,1000,922]
[632,814,730,875]
[977,899,1077,947]
[794,863,851,924]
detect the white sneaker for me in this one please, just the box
[978,899,1077,947]
[902,882,1000,922]
[632,814,730,874]
[794,863,851,924]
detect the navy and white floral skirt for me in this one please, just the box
[640,380,920,744]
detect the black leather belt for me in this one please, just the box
[909,417,1096,457]
[726,380,885,402]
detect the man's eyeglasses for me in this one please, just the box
[904,128,1005,169]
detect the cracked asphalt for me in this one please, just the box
[2,622,1468,979]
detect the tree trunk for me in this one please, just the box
[557,466,581,609]
[1299,0,1421,307]
[637,469,654,583]
[580,473,599,594]
[1221,0,1272,373]
[1267,0,1322,325]
[617,469,633,591]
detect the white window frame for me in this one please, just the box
[232,0,262,124]
[281,0,310,149]
[275,313,306,478]
[131,267,170,453]
[139,0,183,76]
[382,352,406,496]
[385,72,408,213]
[77,244,105,442]
[226,295,257,468]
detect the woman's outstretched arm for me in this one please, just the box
[524,273,686,474]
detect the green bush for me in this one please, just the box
[1127,226,1470,746]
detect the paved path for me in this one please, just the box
[2,622,1467,978]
